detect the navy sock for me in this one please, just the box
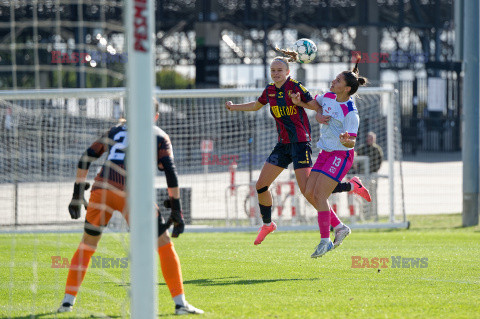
[259,204,272,224]
[332,182,351,193]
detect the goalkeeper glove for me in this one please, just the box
[157,207,171,236]
[163,197,185,238]
[68,182,90,219]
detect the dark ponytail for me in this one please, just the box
[343,54,368,95]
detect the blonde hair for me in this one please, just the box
[275,46,298,63]
[270,56,291,71]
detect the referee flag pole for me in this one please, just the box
[126,0,157,318]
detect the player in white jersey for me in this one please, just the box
[315,92,359,152]
[293,58,368,258]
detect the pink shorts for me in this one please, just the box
[312,149,354,182]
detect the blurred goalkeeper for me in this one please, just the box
[57,99,203,315]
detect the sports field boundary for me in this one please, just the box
[0,221,409,234]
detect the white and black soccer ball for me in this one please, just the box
[292,38,317,64]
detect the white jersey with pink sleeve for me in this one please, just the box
[315,92,359,152]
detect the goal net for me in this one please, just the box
[0,87,407,230]
[0,86,406,316]
[0,90,133,317]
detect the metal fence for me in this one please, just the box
[398,70,462,154]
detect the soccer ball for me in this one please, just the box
[292,38,317,64]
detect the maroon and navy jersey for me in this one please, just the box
[257,77,313,144]
[89,123,173,191]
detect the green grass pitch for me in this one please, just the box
[1,214,479,318]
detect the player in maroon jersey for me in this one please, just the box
[226,56,316,245]
[225,50,370,246]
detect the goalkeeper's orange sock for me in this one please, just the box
[158,242,185,303]
[65,242,96,297]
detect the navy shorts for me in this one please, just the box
[266,142,313,170]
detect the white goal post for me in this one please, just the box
[125,0,157,317]
[0,86,407,231]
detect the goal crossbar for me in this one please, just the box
[0,86,406,230]
[0,86,396,100]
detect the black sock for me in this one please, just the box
[259,204,272,224]
[332,182,351,193]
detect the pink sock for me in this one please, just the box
[317,211,330,239]
[329,206,341,228]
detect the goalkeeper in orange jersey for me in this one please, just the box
[57,100,203,315]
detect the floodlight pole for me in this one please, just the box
[462,0,480,226]
[126,0,157,318]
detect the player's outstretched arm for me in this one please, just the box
[291,92,322,112]
[225,100,263,112]
[304,99,321,112]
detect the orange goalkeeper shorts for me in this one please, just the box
[85,188,127,229]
